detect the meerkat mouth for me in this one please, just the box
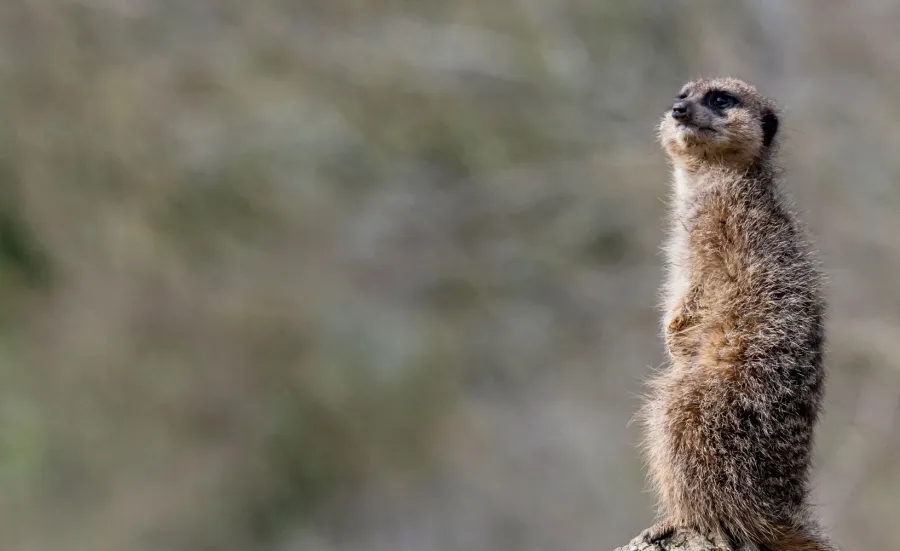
[674,122,715,143]
[675,120,714,133]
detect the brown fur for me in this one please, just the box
[639,77,835,551]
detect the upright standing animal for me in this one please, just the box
[639,77,834,551]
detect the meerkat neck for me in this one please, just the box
[673,162,774,203]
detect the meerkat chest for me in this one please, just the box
[664,222,691,310]
[663,169,701,311]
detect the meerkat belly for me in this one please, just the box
[663,382,767,530]
[654,373,806,529]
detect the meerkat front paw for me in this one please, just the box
[666,312,689,334]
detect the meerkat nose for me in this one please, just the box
[672,101,691,120]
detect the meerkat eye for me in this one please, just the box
[708,91,738,110]
[676,91,688,100]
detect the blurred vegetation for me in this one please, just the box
[0,1,898,550]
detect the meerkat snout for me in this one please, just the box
[671,101,690,121]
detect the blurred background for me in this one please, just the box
[0,0,898,550]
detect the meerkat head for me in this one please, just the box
[658,77,779,170]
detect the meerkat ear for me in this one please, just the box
[761,111,779,147]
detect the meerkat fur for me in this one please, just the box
[639,77,835,551]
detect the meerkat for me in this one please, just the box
[639,77,834,551]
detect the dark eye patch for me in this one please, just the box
[705,90,739,110]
